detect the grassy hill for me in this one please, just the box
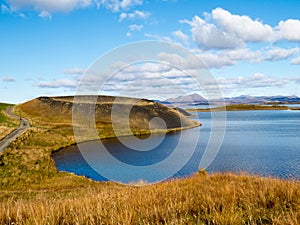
[17,96,199,139]
[0,103,18,140]
[0,95,199,187]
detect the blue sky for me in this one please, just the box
[1,0,300,103]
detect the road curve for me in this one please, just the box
[0,107,30,152]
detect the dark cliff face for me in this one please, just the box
[19,96,197,134]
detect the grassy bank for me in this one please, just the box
[0,103,18,140]
[0,172,299,224]
[0,96,199,187]
[187,104,290,112]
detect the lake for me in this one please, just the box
[52,110,300,183]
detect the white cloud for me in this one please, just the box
[172,30,189,44]
[157,52,205,69]
[291,56,300,65]
[219,48,261,63]
[119,10,150,21]
[39,10,51,19]
[180,7,300,50]
[100,0,143,12]
[1,77,16,82]
[276,19,300,42]
[157,48,262,70]
[265,47,299,61]
[291,76,300,84]
[212,8,274,42]
[215,73,289,92]
[35,79,77,88]
[128,24,143,31]
[3,0,143,16]
[5,0,92,13]
[63,68,86,75]
[157,51,235,69]
[180,15,243,49]
[126,24,143,37]
[100,63,200,98]
[35,62,201,99]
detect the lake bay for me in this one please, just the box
[52,110,300,183]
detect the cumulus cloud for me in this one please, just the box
[119,10,150,21]
[212,8,274,42]
[128,24,143,31]
[291,76,300,84]
[126,24,143,37]
[35,79,77,88]
[34,62,202,99]
[39,10,51,18]
[214,73,289,92]
[100,63,200,98]
[172,30,189,44]
[157,48,262,70]
[3,0,143,16]
[180,15,243,49]
[33,62,297,99]
[291,56,300,65]
[100,0,142,12]
[181,8,300,50]
[4,0,92,13]
[157,51,232,69]
[276,19,300,42]
[265,47,299,61]
[1,77,16,82]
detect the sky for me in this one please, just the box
[1,0,300,103]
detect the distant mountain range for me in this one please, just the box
[158,94,300,106]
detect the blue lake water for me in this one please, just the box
[52,110,300,183]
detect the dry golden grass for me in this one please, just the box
[0,173,299,225]
[0,103,18,140]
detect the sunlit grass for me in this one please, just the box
[0,103,18,140]
[0,173,299,224]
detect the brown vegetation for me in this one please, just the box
[0,103,18,140]
[0,172,299,224]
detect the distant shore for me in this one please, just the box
[187,104,300,112]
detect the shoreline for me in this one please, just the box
[52,121,201,153]
[186,104,300,112]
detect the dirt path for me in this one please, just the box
[0,107,30,152]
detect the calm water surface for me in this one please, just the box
[52,110,300,182]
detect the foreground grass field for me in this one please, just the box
[0,172,299,224]
[0,99,300,224]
